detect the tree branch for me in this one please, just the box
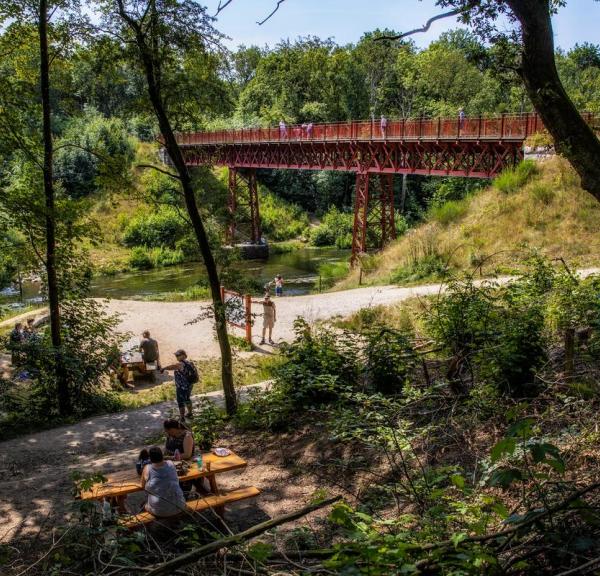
[214,0,235,17]
[375,5,473,41]
[135,163,181,180]
[145,496,342,576]
[257,0,286,25]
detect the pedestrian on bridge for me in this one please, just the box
[458,108,466,130]
[380,115,388,139]
[279,120,287,139]
[306,122,314,139]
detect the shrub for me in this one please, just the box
[365,328,417,395]
[122,207,186,248]
[259,191,309,241]
[189,397,225,450]
[317,260,350,289]
[494,160,538,194]
[428,198,469,225]
[391,254,448,283]
[128,247,185,270]
[530,182,555,205]
[129,246,153,270]
[310,206,354,248]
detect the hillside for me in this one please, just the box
[340,156,600,288]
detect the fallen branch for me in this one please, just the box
[145,496,342,576]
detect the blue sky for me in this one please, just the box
[206,0,600,51]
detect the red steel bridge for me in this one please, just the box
[175,112,598,261]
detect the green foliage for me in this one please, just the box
[128,246,185,270]
[428,198,470,225]
[317,260,350,289]
[494,160,538,194]
[122,207,187,249]
[365,328,417,395]
[391,254,448,283]
[189,397,225,450]
[310,206,354,248]
[54,107,135,198]
[258,190,309,241]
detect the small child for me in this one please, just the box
[136,448,151,476]
[274,274,283,297]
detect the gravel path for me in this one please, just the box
[107,283,446,359]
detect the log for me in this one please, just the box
[145,495,342,576]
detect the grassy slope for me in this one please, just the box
[339,157,600,288]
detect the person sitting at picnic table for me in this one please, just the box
[161,350,198,421]
[9,322,24,366]
[163,418,195,459]
[139,330,160,368]
[141,446,186,518]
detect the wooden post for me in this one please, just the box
[244,294,252,345]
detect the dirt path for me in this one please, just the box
[0,383,269,543]
[107,283,446,360]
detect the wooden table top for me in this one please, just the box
[80,451,247,500]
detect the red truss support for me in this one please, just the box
[351,173,396,264]
[183,140,524,179]
[352,173,370,262]
[227,168,261,245]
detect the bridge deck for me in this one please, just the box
[175,112,597,147]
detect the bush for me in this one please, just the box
[189,397,225,450]
[428,198,469,225]
[494,160,538,194]
[317,260,350,289]
[259,191,309,241]
[365,328,417,395]
[122,207,186,249]
[390,254,448,283]
[128,246,185,270]
[310,206,354,248]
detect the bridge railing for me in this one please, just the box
[175,112,599,146]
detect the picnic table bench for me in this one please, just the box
[119,351,157,385]
[80,450,260,529]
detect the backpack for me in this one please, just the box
[182,359,199,385]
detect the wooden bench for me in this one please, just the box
[119,486,261,530]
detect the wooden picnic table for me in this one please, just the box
[119,351,152,385]
[80,450,248,502]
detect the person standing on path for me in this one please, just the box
[140,330,160,368]
[160,349,198,421]
[258,293,277,345]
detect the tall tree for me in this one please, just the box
[390,0,600,199]
[0,2,81,414]
[99,0,237,414]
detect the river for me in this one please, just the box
[0,247,350,306]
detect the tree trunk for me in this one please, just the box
[39,0,70,415]
[132,39,237,414]
[508,0,600,199]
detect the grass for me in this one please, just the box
[139,285,211,302]
[337,157,600,289]
[116,354,279,410]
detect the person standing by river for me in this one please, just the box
[274,274,284,297]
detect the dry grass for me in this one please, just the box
[339,157,600,288]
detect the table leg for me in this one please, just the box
[109,495,128,515]
[207,473,225,518]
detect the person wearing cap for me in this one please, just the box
[160,349,198,421]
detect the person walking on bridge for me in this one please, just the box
[279,120,287,139]
[380,115,388,139]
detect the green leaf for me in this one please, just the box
[489,467,522,488]
[490,438,516,462]
[450,474,465,489]
[451,532,468,549]
[506,417,535,439]
[247,542,273,563]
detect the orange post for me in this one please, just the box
[244,294,252,344]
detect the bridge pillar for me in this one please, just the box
[226,168,261,245]
[351,173,396,265]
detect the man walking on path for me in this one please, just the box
[140,330,160,368]
[161,349,198,421]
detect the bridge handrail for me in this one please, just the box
[175,112,599,146]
